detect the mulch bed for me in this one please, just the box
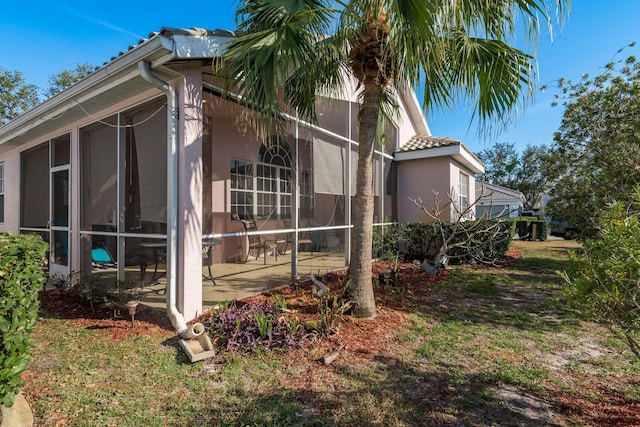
[38,255,454,346]
[39,288,174,342]
[35,245,524,347]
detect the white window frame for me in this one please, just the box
[0,162,4,223]
[231,138,299,220]
[230,159,254,220]
[459,171,469,218]
[230,159,293,220]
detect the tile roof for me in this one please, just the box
[397,135,462,153]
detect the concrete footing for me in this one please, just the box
[1,392,34,427]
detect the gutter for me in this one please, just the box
[0,36,169,147]
[138,61,202,340]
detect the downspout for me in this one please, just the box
[138,61,202,339]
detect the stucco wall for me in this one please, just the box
[0,152,20,233]
[397,157,452,223]
[397,156,479,224]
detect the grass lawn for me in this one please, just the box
[23,240,640,426]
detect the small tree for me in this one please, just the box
[410,186,512,271]
[545,49,640,237]
[562,187,640,358]
[222,0,568,318]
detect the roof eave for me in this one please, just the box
[398,86,429,135]
[0,36,170,147]
[394,144,485,174]
[0,31,235,149]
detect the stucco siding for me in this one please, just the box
[0,152,20,233]
[397,157,452,223]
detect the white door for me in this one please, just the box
[49,166,70,276]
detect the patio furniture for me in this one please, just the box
[139,241,166,286]
[241,220,278,264]
[139,238,221,288]
[282,218,314,255]
[91,245,117,270]
[202,238,221,285]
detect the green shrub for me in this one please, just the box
[0,233,48,407]
[562,192,640,358]
[372,224,400,259]
[372,224,402,268]
[515,220,548,241]
[402,219,512,265]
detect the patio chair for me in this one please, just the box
[282,218,314,256]
[91,245,117,270]
[241,220,277,265]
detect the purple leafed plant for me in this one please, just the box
[208,301,305,351]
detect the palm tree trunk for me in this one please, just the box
[348,82,383,318]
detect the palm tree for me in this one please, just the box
[221,0,569,318]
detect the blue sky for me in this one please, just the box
[1,1,638,154]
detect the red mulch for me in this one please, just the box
[39,288,174,342]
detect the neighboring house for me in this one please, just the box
[0,27,482,324]
[395,136,485,223]
[475,181,524,219]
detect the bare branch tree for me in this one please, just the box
[409,184,513,272]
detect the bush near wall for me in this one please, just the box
[401,220,512,265]
[515,219,549,241]
[0,233,48,407]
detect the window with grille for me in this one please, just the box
[230,160,254,220]
[230,138,297,220]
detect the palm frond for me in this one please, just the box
[221,0,338,137]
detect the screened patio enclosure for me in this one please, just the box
[1,27,433,323]
[19,81,395,311]
[200,87,396,285]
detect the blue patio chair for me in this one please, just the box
[92,246,117,270]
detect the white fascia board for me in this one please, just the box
[459,147,485,174]
[0,32,237,147]
[0,36,171,146]
[395,144,485,174]
[170,34,235,58]
[399,85,429,135]
[479,186,523,200]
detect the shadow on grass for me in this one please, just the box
[406,254,580,334]
[183,355,563,426]
[512,256,573,277]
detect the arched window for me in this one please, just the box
[231,137,292,220]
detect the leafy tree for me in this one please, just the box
[0,67,39,126]
[45,63,95,98]
[222,0,568,318]
[517,145,551,211]
[477,142,520,188]
[562,188,640,358]
[546,50,640,236]
[477,142,551,213]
